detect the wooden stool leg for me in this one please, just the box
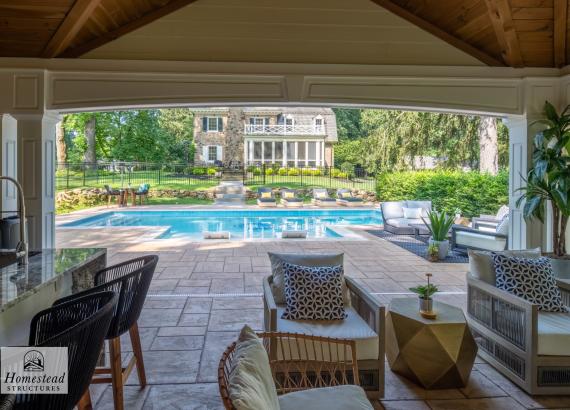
[109,337,124,410]
[77,388,93,410]
[129,322,147,387]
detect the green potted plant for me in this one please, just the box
[517,101,570,277]
[422,210,455,260]
[409,273,438,318]
[427,242,439,262]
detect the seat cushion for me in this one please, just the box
[538,312,570,355]
[258,198,276,203]
[405,200,432,217]
[278,385,373,410]
[229,326,280,410]
[381,201,404,220]
[455,230,507,252]
[468,248,542,285]
[385,218,423,228]
[276,306,379,360]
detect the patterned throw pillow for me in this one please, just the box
[493,254,568,312]
[282,262,347,320]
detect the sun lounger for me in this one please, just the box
[336,189,364,207]
[281,189,303,208]
[311,188,337,207]
[257,187,277,207]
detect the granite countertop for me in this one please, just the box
[0,248,106,312]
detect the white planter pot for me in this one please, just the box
[429,238,449,260]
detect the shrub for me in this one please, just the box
[376,170,508,218]
[253,167,261,176]
[266,168,274,176]
[246,165,257,172]
[331,169,341,178]
[278,168,287,176]
[301,168,312,176]
[337,172,348,179]
[192,167,206,175]
[288,168,300,176]
[340,162,355,177]
[312,169,322,176]
[207,168,217,176]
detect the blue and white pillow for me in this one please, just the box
[493,254,568,312]
[281,262,347,321]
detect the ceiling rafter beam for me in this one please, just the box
[42,0,103,58]
[60,0,201,58]
[484,0,524,67]
[554,0,568,67]
[368,0,505,67]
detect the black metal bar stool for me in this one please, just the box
[54,255,158,410]
[11,291,118,410]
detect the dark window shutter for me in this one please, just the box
[203,117,208,131]
[218,117,224,132]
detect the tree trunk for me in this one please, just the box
[56,121,67,168]
[478,117,499,175]
[84,115,96,169]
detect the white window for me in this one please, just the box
[250,117,269,125]
[208,146,217,161]
[203,117,223,132]
[314,116,324,132]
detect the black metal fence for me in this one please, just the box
[56,162,377,192]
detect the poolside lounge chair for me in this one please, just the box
[104,184,123,207]
[336,189,364,207]
[257,187,277,207]
[281,189,303,208]
[312,188,337,207]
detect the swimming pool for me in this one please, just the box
[62,209,383,240]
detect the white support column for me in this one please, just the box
[15,112,59,250]
[1,114,18,216]
[316,141,321,167]
[305,141,309,167]
[294,142,298,167]
[271,141,275,164]
[261,141,265,165]
[249,141,253,163]
[283,141,287,167]
[322,141,326,166]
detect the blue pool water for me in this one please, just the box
[62,209,383,240]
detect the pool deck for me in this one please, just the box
[55,206,570,410]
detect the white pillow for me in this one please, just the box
[496,216,509,235]
[402,207,422,219]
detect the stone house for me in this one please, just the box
[193,107,337,167]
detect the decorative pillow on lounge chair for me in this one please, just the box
[282,262,347,320]
[261,192,272,199]
[228,325,280,410]
[468,248,541,285]
[340,192,352,199]
[315,191,327,199]
[402,207,422,219]
[283,191,295,199]
[493,254,568,312]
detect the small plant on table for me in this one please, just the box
[409,273,439,319]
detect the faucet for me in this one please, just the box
[0,176,28,265]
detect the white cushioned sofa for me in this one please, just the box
[263,253,385,398]
[451,216,509,253]
[380,200,432,234]
[466,248,570,395]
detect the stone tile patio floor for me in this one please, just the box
[56,227,570,410]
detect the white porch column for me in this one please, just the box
[271,141,275,164]
[294,142,298,167]
[261,141,265,165]
[14,112,59,250]
[1,114,18,215]
[249,141,253,163]
[316,141,321,166]
[282,141,287,167]
[305,141,309,166]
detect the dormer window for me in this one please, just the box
[314,116,324,133]
[203,117,223,132]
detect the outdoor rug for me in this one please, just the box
[366,230,469,264]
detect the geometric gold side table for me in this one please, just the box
[386,298,478,389]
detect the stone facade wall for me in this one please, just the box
[325,143,334,166]
[225,108,245,166]
[193,114,228,163]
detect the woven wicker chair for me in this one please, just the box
[467,274,570,395]
[13,291,118,410]
[263,275,385,398]
[54,255,158,410]
[219,332,371,410]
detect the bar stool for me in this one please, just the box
[54,255,158,410]
[12,291,118,410]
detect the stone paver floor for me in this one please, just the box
[56,224,570,410]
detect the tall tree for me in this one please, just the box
[84,115,96,166]
[478,116,499,175]
[333,108,364,140]
[56,121,67,168]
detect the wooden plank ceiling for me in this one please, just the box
[0,0,567,67]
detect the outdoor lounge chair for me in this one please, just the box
[281,189,303,208]
[257,187,277,207]
[466,249,570,395]
[104,184,123,206]
[312,188,337,207]
[263,253,385,398]
[380,200,432,234]
[472,205,509,231]
[336,189,364,207]
[451,216,508,253]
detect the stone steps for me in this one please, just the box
[214,181,246,205]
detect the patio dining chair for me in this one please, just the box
[134,183,150,205]
[53,255,158,410]
[12,291,117,410]
[104,184,123,207]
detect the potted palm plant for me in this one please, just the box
[422,210,455,260]
[410,273,439,318]
[517,101,570,276]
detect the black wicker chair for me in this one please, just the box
[54,255,158,410]
[12,291,118,410]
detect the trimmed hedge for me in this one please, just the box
[376,170,508,218]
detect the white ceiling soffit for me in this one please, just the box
[82,0,485,67]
